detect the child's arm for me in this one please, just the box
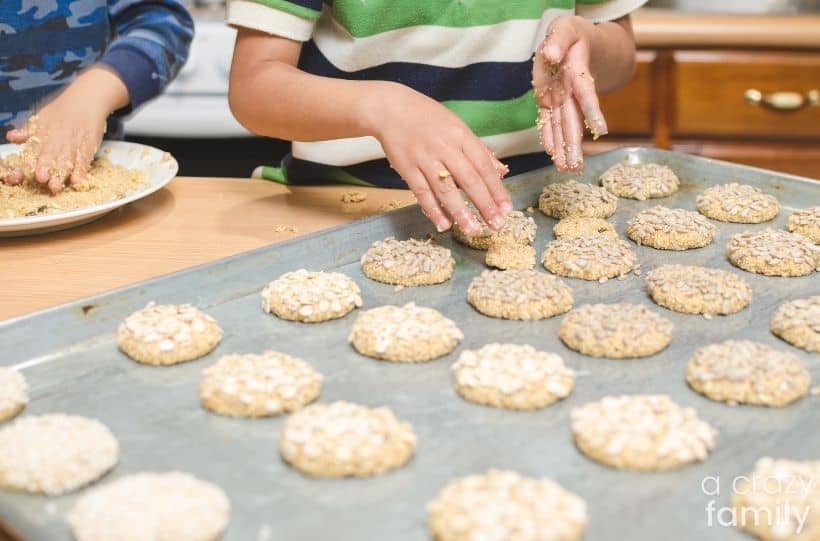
[5,0,194,193]
[532,15,637,172]
[229,29,513,236]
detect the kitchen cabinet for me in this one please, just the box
[585,13,820,179]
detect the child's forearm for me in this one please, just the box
[587,17,637,93]
[230,61,392,142]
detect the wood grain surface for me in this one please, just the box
[1,178,414,321]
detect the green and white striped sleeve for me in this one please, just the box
[226,0,321,41]
[576,0,648,22]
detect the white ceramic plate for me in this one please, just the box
[0,141,178,237]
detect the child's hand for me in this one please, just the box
[370,83,513,235]
[532,16,609,172]
[5,66,128,193]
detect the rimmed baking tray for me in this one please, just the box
[1,148,817,541]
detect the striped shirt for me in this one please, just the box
[228,0,646,187]
[0,0,193,144]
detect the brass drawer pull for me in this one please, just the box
[745,89,820,111]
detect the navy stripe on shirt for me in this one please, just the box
[297,40,534,103]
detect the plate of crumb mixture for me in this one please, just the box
[0,141,178,237]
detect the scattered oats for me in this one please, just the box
[117,302,222,366]
[452,344,575,410]
[200,351,323,417]
[702,313,713,320]
[626,206,715,250]
[279,401,416,478]
[427,470,588,541]
[393,284,404,292]
[559,303,674,358]
[732,458,820,541]
[0,414,119,495]
[770,296,820,352]
[361,237,454,286]
[341,190,367,203]
[526,206,534,213]
[787,206,820,243]
[542,235,638,280]
[599,162,680,200]
[645,264,752,315]
[686,340,810,407]
[697,183,780,223]
[571,395,716,471]
[261,269,362,323]
[378,200,414,212]
[349,303,463,362]
[727,228,818,277]
[274,224,299,233]
[811,386,820,396]
[538,179,617,219]
[0,367,27,422]
[68,472,230,541]
[467,269,573,320]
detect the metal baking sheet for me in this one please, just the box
[1,148,818,541]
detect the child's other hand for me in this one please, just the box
[5,66,128,193]
[368,83,513,235]
[532,16,608,172]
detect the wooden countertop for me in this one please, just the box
[633,9,820,49]
[0,178,414,321]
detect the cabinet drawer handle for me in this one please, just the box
[745,89,819,111]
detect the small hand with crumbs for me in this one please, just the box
[4,66,129,193]
[369,83,513,236]
[532,16,609,172]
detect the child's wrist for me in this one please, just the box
[356,81,408,140]
[62,66,130,118]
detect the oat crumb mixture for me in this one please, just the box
[0,155,148,218]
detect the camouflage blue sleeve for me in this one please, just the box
[100,0,194,112]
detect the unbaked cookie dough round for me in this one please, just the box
[454,211,536,250]
[360,237,454,286]
[553,217,617,239]
[485,242,536,270]
[771,296,820,353]
[452,344,575,410]
[559,303,674,358]
[118,302,222,366]
[0,414,118,495]
[542,235,638,280]
[686,340,810,407]
[261,269,362,322]
[0,368,27,422]
[200,351,322,417]
[788,206,820,244]
[427,469,588,541]
[732,458,820,541]
[348,303,463,362]
[727,229,817,277]
[453,214,492,249]
[645,264,752,315]
[467,269,573,320]
[68,472,230,541]
[571,395,717,471]
[626,206,716,250]
[696,183,780,223]
[599,162,680,200]
[538,179,617,219]
[279,401,417,478]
